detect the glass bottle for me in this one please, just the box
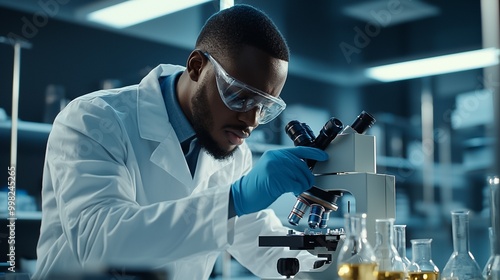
[407,239,440,280]
[441,210,483,280]
[374,219,406,279]
[488,176,500,280]
[337,213,378,280]
[394,225,411,269]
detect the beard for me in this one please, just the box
[191,81,237,161]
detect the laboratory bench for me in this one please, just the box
[1,115,495,277]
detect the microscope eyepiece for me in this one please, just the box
[285,121,315,147]
[313,117,344,150]
[286,118,344,170]
[350,111,376,134]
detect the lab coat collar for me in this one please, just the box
[151,141,232,188]
[137,64,186,142]
[137,64,192,186]
[137,64,232,187]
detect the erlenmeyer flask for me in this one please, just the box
[488,176,500,280]
[374,219,406,279]
[407,239,440,280]
[394,225,411,269]
[337,213,378,280]
[441,210,483,280]
[483,227,495,279]
[484,227,494,279]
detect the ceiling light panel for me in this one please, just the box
[87,0,212,28]
[365,48,500,82]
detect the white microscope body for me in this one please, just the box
[313,126,396,245]
[260,123,396,280]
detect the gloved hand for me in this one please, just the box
[231,146,328,216]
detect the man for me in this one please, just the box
[33,4,328,280]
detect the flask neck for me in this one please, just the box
[394,225,408,258]
[490,178,500,254]
[345,213,368,239]
[375,219,394,247]
[451,211,471,253]
[489,227,495,255]
[411,240,433,262]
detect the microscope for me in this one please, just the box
[259,111,396,279]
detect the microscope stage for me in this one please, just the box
[259,233,342,251]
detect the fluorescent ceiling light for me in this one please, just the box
[87,0,212,28]
[365,48,500,82]
[220,0,234,10]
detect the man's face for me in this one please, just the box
[191,46,288,160]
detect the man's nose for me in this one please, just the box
[238,106,261,127]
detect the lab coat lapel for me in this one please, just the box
[136,64,193,187]
[150,134,193,188]
[136,64,233,188]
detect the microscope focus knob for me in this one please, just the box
[277,258,299,278]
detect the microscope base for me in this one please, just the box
[259,234,344,279]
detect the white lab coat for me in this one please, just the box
[33,65,316,280]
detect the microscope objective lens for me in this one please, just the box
[288,197,310,226]
[308,204,325,229]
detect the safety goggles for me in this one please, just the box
[204,52,286,124]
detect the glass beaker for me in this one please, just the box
[374,219,406,279]
[488,176,500,280]
[407,239,440,280]
[337,213,378,280]
[394,225,411,269]
[441,210,483,280]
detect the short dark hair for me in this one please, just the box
[195,4,289,62]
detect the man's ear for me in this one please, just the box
[186,50,205,82]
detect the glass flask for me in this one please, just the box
[441,210,483,280]
[488,176,500,280]
[337,213,378,280]
[394,225,411,269]
[374,219,406,279]
[484,227,494,279]
[407,239,440,280]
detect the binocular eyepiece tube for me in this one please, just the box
[285,117,344,170]
[285,111,376,229]
[350,111,376,134]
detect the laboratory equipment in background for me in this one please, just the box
[259,111,397,279]
[100,79,122,90]
[407,239,440,280]
[394,225,411,269]
[441,210,483,280]
[337,213,378,280]
[373,218,406,279]
[43,84,68,124]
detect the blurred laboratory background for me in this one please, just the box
[0,0,498,279]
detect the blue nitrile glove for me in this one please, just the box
[231,146,329,216]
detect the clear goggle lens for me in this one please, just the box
[205,52,286,124]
